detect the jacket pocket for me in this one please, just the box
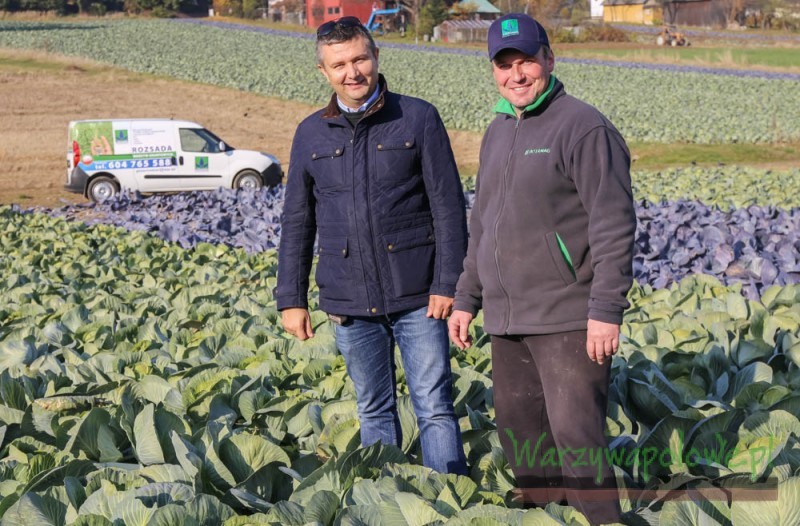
[375,137,417,181]
[315,236,352,301]
[383,224,435,298]
[544,232,577,286]
[310,144,346,189]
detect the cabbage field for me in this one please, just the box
[1,161,799,524]
[0,20,799,143]
[2,17,800,526]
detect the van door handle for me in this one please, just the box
[179,156,184,166]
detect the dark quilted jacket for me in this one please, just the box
[275,76,468,316]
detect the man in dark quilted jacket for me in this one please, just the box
[276,17,468,474]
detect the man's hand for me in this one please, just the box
[427,295,454,319]
[281,308,314,341]
[586,319,620,365]
[448,310,474,350]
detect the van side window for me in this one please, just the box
[180,128,223,153]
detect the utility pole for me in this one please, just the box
[415,0,420,44]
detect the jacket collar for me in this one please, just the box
[322,74,389,120]
[494,75,559,118]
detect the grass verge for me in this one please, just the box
[629,141,800,169]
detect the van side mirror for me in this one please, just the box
[219,141,226,152]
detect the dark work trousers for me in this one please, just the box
[492,331,622,526]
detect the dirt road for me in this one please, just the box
[0,49,480,208]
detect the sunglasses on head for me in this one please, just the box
[317,16,363,37]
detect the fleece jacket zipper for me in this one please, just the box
[494,116,520,334]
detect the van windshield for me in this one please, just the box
[179,128,233,153]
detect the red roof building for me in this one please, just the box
[307,0,378,29]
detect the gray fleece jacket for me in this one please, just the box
[453,76,636,335]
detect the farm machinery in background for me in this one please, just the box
[365,2,413,35]
[656,25,691,46]
[366,7,401,34]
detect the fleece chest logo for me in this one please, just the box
[195,157,209,169]
[501,19,519,37]
[524,148,551,156]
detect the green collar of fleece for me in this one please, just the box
[494,75,556,117]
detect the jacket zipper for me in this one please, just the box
[353,123,386,315]
[494,117,520,334]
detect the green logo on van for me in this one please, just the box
[196,157,209,169]
[115,130,129,142]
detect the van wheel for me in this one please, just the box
[88,176,118,203]
[234,170,263,190]
[233,170,264,190]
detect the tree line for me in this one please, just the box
[0,0,207,16]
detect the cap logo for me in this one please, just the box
[501,19,519,37]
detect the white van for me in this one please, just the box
[65,119,282,202]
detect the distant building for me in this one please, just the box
[449,0,501,20]
[435,18,493,42]
[603,0,730,26]
[603,0,661,24]
[667,0,727,27]
[307,0,397,28]
[433,0,500,42]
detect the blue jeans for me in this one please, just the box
[333,306,468,474]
